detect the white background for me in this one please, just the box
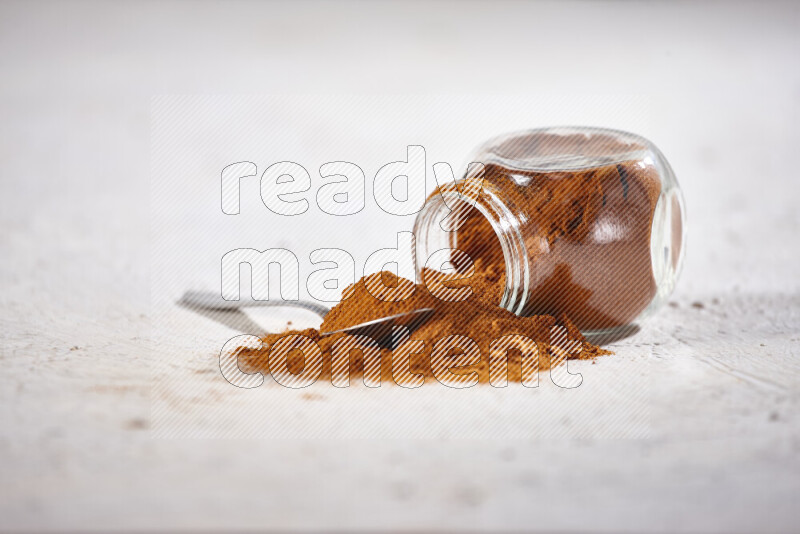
[2,1,799,531]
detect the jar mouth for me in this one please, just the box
[414,188,529,315]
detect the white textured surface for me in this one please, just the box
[1,1,799,531]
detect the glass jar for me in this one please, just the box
[414,127,685,334]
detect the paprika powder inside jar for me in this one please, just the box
[414,127,686,334]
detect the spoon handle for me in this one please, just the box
[179,290,330,318]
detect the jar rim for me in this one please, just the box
[414,187,529,315]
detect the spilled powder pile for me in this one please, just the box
[236,265,611,385]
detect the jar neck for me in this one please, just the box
[414,184,529,315]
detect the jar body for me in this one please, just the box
[414,127,685,334]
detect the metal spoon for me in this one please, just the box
[178,290,434,347]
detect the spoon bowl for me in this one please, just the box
[178,290,434,348]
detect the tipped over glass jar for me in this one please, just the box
[415,127,686,334]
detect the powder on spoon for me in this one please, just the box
[236,267,610,386]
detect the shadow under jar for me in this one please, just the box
[414,127,686,335]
